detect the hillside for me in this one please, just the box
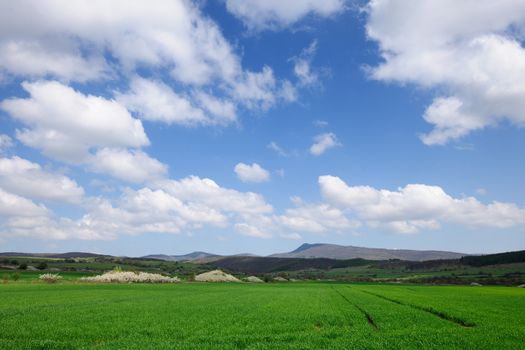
[208,256,370,273]
[271,243,466,261]
[141,251,220,262]
[460,250,525,266]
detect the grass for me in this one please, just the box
[0,282,524,349]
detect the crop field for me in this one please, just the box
[0,282,524,349]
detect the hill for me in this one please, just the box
[0,252,106,259]
[460,250,525,266]
[142,251,220,262]
[271,243,465,261]
[208,256,371,273]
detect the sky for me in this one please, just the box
[0,0,524,256]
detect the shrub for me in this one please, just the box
[11,272,20,281]
[80,271,179,283]
[37,262,48,270]
[18,263,27,270]
[39,273,62,283]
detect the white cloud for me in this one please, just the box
[0,134,13,152]
[280,232,302,240]
[0,38,110,82]
[476,188,488,196]
[0,0,239,85]
[194,92,237,125]
[0,81,148,163]
[71,176,275,239]
[89,148,167,184]
[154,176,273,215]
[229,66,297,110]
[0,156,84,203]
[366,0,525,145]
[293,41,319,87]
[235,223,272,238]
[234,162,271,183]
[225,0,346,31]
[319,175,525,234]
[116,77,208,126]
[267,141,289,157]
[0,1,297,118]
[0,188,49,218]
[313,120,328,128]
[310,132,341,155]
[279,197,359,234]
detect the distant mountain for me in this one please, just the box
[0,252,106,258]
[271,243,466,261]
[142,251,220,262]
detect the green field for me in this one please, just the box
[1,282,524,349]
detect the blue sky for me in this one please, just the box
[0,0,524,256]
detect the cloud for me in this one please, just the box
[0,188,91,240]
[279,196,359,234]
[267,142,290,157]
[73,176,273,238]
[366,0,525,145]
[0,187,49,218]
[280,232,302,240]
[0,156,84,203]
[225,0,346,31]
[235,223,272,239]
[234,162,271,183]
[0,1,298,119]
[0,38,109,83]
[293,40,320,87]
[313,120,328,128]
[0,81,148,163]
[319,175,525,234]
[0,134,13,152]
[116,77,208,126]
[0,0,238,85]
[154,176,273,215]
[310,132,341,155]
[229,66,297,110]
[88,148,167,184]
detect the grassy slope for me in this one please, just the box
[0,282,524,349]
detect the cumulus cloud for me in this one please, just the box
[310,132,341,155]
[88,148,167,184]
[229,67,297,110]
[0,187,49,218]
[0,0,238,84]
[116,77,208,126]
[366,0,525,145]
[0,81,148,163]
[319,175,525,234]
[154,176,273,215]
[0,134,13,152]
[0,156,84,203]
[234,162,271,183]
[235,223,272,239]
[225,0,346,31]
[279,196,359,234]
[0,1,298,119]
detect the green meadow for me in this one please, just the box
[1,282,524,349]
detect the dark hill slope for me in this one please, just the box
[208,256,371,274]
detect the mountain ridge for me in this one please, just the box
[271,243,466,261]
